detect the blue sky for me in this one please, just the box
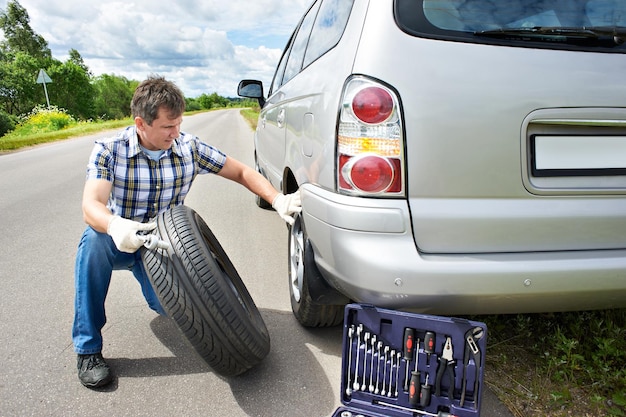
[3,0,310,97]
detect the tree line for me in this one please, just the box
[0,0,254,136]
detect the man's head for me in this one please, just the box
[132,75,186,151]
[131,75,186,125]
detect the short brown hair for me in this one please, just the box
[130,75,186,125]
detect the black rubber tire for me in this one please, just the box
[141,205,270,377]
[289,214,344,327]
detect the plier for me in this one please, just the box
[435,336,455,398]
[460,327,483,407]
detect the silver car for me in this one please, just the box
[239,0,626,326]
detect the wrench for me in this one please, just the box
[368,335,377,392]
[381,346,389,396]
[395,351,401,397]
[374,341,382,394]
[361,332,370,391]
[345,325,355,396]
[353,325,363,392]
[138,233,170,250]
[388,349,396,397]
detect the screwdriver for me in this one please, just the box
[420,374,432,407]
[408,337,421,406]
[408,368,421,406]
[424,331,435,364]
[402,327,415,391]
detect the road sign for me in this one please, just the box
[36,69,52,84]
[36,69,52,107]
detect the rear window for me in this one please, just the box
[394,0,626,53]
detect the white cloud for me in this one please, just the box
[10,0,310,97]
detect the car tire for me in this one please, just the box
[141,205,270,377]
[289,214,344,327]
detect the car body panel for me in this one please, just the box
[244,0,626,314]
[354,0,626,254]
[302,184,626,314]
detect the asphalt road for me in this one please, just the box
[0,109,513,417]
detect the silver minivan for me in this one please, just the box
[239,0,626,327]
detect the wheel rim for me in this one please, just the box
[289,216,304,303]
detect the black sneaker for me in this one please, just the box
[77,353,113,388]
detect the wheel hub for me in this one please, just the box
[289,216,304,303]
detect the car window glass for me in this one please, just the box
[270,37,293,96]
[303,0,354,68]
[396,0,625,53]
[420,0,626,31]
[282,1,321,85]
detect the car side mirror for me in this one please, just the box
[238,80,266,107]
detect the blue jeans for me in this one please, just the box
[72,226,165,354]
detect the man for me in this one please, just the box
[73,75,300,388]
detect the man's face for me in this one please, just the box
[135,107,182,151]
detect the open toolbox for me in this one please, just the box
[333,304,487,417]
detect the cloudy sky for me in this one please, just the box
[4,0,310,97]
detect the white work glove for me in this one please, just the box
[107,215,157,253]
[272,190,302,226]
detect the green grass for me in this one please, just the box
[0,119,133,151]
[0,109,133,151]
[478,309,626,416]
[240,107,260,131]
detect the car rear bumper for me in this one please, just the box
[301,184,626,314]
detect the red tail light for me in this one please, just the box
[337,77,404,196]
[352,87,394,124]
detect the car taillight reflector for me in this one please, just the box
[337,135,401,157]
[337,76,404,196]
[352,87,394,124]
[341,154,396,193]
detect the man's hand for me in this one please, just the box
[107,216,157,253]
[272,190,302,225]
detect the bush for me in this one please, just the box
[0,111,17,137]
[16,105,76,135]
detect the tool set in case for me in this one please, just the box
[333,304,487,417]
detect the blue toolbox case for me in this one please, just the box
[333,304,487,417]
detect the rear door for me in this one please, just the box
[256,1,321,188]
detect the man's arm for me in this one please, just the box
[217,156,301,224]
[217,156,280,204]
[82,179,114,233]
[82,178,156,252]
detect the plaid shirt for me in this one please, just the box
[87,126,226,222]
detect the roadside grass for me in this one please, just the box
[240,107,260,131]
[3,106,625,417]
[0,116,133,151]
[478,310,626,417]
[0,107,214,152]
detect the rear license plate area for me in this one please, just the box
[531,134,626,177]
